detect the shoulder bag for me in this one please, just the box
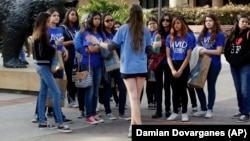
[148,52,165,71]
[74,54,93,88]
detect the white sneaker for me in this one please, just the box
[205,110,213,118]
[98,104,105,111]
[31,114,38,123]
[181,113,189,122]
[193,111,206,117]
[128,126,132,138]
[72,101,79,108]
[167,113,178,121]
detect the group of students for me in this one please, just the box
[32,6,131,133]
[144,10,250,125]
[143,12,224,122]
[31,3,250,137]
[75,10,131,125]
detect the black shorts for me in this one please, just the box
[121,72,148,79]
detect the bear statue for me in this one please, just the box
[0,0,78,68]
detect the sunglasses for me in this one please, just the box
[162,19,170,22]
[104,19,113,23]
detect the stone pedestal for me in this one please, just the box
[0,55,40,92]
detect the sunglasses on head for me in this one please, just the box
[104,19,113,23]
[162,19,170,22]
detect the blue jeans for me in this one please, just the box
[19,49,26,61]
[35,69,66,122]
[36,65,63,124]
[83,65,102,118]
[196,64,221,111]
[230,64,250,116]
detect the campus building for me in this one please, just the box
[78,0,249,9]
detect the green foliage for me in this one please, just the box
[149,4,250,25]
[77,0,129,24]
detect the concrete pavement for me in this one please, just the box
[0,55,247,141]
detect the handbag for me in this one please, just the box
[187,55,211,88]
[100,47,113,59]
[148,52,165,71]
[46,78,67,107]
[74,54,93,88]
[104,50,120,72]
[51,50,64,72]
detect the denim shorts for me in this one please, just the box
[121,72,147,79]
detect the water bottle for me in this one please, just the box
[154,33,161,54]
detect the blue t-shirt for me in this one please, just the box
[48,27,64,48]
[102,31,114,42]
[82,31,103,67]
[197,31,225,66]
[166,34,193,61]
[74,31,83,53]
[112,24,151,74]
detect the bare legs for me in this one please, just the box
[123,77,145,125]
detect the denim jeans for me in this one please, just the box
[19,49,26,61]
[35,69,66,122]
[36,65,63,124]
[230,64,250,116]
[83,65,102,118]
[196,64,221,111]
[34,97,66,122]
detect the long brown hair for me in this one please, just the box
[170,16,188,43]
[198,13,222,45]
[32,12,50,45]
[126,4,144,53]
[62,7,79,29]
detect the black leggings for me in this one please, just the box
[171,61,190,114]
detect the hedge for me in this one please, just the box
[149,4,250,25]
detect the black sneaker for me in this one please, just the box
[58,125,72,133]
[237,115,250,122]
[64,118,73,124]
[232,112,243,119]
[152,112,162,119]
[38,123,56,130]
